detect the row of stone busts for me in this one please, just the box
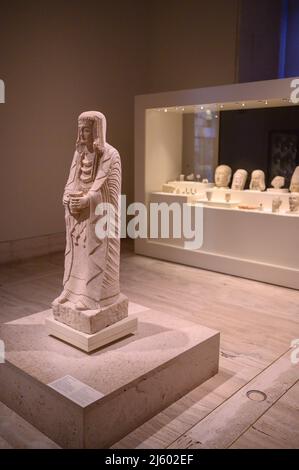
[215,165,299,192]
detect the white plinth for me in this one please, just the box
[0,303,220,448]
[196,199,240,208]
[266,188,289,193]
[46,315,138,352]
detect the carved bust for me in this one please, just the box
[231,169,248,190]
[214,165,232,188]
[289,195,299,212]
[249,170,266,191]
[271,176,285,189]
[290,166,299,193]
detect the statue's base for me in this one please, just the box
[52,293,128,334]
[46,315,137,352]
[0,303,219,448]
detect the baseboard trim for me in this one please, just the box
[0,232,66,264]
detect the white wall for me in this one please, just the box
[145,110,183,197]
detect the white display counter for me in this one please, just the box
[139,190,299,289]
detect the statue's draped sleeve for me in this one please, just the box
[64,151,79,198]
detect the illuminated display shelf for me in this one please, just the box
[135,78,299,289]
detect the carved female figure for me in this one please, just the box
[53,111,121,312]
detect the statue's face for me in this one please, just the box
[234,174,242,184]
[80,126,93,146]
[290,168,299,192]
[215,167,230,187]
[291,171,299,184]
[272,176,284,188]
[252,173,261,184]
[289,196,299,211]
[233,171,246,188]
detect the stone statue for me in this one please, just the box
[231,169,248,190]
[290,166,299,192]
[249,170,266,191]
[271,176,285,189]
[52,111,128,333]
[267,175,287,193]
[214,165,232,189]
[272,197,282,213]
[289,194,299,213]
[267,175,288,193]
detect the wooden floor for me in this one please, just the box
[0,242,298,449]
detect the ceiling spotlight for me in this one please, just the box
[200,106,204,110]
[182,107,185,111]
[242,103,245,107]
[265,100,268,105]
[164,108,168,112]
[220,104,224,108]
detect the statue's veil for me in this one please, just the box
[76,111,106,152]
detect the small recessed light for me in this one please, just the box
[200,106,204,110]
[265,100,268,105]
[242,103,245,107]
[246,390,267,402]
[220,104,224,108]
[164,108,168,112]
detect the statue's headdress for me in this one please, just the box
[77,111,106,152]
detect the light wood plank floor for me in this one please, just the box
[0,242,298,449]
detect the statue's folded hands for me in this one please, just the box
[69,194,89,212]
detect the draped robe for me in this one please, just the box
[60,143,121,310]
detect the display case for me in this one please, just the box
[135,78,299,289]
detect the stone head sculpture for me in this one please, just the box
[271,176,285,190]
[231,169,248,190]
[214,165,232,188]
[77,111,106,153]
[249,170,266,191]
[290,166,299,192]
[289,195,299,212]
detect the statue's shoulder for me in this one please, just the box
[104,143,120,162]
[73,149,81,161]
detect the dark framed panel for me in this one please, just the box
[267,130,299,188]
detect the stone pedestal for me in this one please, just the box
[0,302,220,449]
[52,294,128,334]
[51,294,131,351]
[46,315,137,353]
